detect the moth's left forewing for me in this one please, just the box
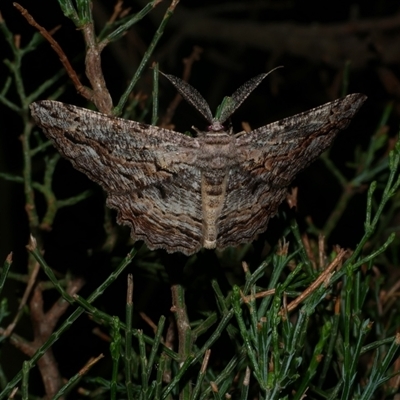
[235,93,367,186]
[30,101,200,186]
[215,93,366,250]
[30,100,204,255]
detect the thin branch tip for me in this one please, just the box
[26,235,37,251]
[6,252,13,263]
[396,332,400,345]
[13,3,25,14]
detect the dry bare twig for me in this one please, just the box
[1,277,85,398]
[14,2,113,113]
[285,248,348,313]
[13,3,93,102]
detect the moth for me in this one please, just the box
[30,73,366,255]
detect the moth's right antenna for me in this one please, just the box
[217,66,283,124]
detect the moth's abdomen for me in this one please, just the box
[201,170,228,249]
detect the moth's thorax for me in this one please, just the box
[196,130,230,140]
[203,131,230,141]
[198,132,236,170]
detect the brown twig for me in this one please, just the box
[13,3,93,101]
[286,187,298,210]
[78,354,105,376]
[302,233,317,271]
[243,366,251,386]
[170,284,191,360]
[81,23,113,113]
[91,1,149,78]
[162,319,175,384]
[241,260,249,274]
[381,276,400,316]
[127,273,133,305]
[14,2,113,113]
[318,234,326,270]
[284,249,348,313]
[3,261,40,337]
[200,349,211,373]
[92,327,111,342]
[169,281,194,397]
[240,121,252,133]
[241,289,276,304]
[140,312,159,333]
[4,277,85,399]
[108,0,126,24]
[165,318,175,350]
[276,238,289,256]
[8,387,18,399]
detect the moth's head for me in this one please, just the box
[208,121,225,133]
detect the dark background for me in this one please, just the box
[0,0,399,390]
